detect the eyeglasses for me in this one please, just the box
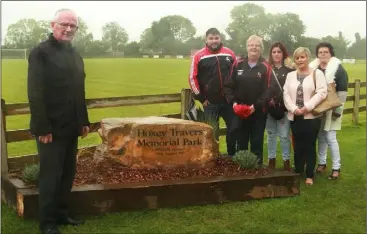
[57,22,78,31]
[248,44,261,48]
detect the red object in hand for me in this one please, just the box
[234,104,253,119]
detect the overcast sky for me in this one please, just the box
[1,1,366,44]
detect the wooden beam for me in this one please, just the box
[352,80,361,124]
[180,88,193,119]
[2,170,300,219]
[1,99,8,176]
[7,145,98,172]
[348,81,366,88]
[5,93,181,116]
[346,95,366,102]
[5,113,180,143]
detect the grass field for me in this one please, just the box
[1,58,366,233]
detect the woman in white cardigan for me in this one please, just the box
[283,47,327,185]
[309,42,349,180]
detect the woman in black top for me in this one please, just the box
[265,42,295,171]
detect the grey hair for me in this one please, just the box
[246,34,264,53]
[53,8,78,25]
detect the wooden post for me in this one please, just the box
[352,79,361,125]
[180,88,193,119]
[1,99,9,176]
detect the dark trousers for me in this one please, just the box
[290,116,321,179]
[204,103,236,155]
[231,112,267,164]
[37,136,78,229]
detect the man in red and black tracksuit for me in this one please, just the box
[224,55,275,165]
[188,28,237,156]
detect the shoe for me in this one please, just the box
[305,178,314,186]
[40,225,60,234]
[268,158,276,170]
[316,164,327,173]
[328,169,340,180]
[283,160,291,171]
[57,217,85,226]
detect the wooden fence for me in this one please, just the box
[1,81,366,175]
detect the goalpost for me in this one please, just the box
[1,49,27,60]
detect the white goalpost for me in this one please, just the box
[1,49,27,60]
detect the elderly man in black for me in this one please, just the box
[27,8,89,234]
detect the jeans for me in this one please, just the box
[203,103,236,155]
[290,116,321,179]
[266,113,291,161]
[318,130,341,170]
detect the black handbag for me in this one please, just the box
[185,97,205,122]
[267,69,285,120]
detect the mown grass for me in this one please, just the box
[1,58,366,233]
[1,59,366,157]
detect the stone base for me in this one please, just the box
[2,170,300,219]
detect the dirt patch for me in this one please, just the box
[73,156,268,185]
[10,156,269,186]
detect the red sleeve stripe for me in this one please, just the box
[189,53,201,95]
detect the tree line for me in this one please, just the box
[2,3,366,59]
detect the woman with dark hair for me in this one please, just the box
[266,42,295,171]
[309,42,349,180]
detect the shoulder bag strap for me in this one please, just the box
[312,69,316,90]
[271,69,283,92]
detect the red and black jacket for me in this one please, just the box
[188,45,237,104]
[224,56,273,113]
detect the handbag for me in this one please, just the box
[267,69,285,120]
[311,69,343,115]
[185,97,205,122]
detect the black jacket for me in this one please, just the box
[27,33,90,137]
[270,65,295,111]
[224,56,273,113]
[189,44,237,104]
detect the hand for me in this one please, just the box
[233,102,237,108]
[294,109,302,116]
[203,100,209,107]
[38,134,52,144]
[249,105,255,115]
[300,106,308,115]
[81,126,89,139]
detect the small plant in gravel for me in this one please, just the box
[232,150,260,169]
[21,164,40,185]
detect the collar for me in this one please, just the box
[48,33,73,50]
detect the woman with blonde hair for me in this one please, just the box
[283,47,327,185]
[224,35,273,167]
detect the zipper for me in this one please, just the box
[216,56,225,97]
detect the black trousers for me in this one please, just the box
[37,136,78,229]
[230,112,267,165]
[290,116,321,178]
[203,103,236,156]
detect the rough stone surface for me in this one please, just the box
[94,117,220,169]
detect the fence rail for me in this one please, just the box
[1,81,366,173]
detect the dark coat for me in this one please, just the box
[27,33,90,137]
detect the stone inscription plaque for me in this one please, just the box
[96,117,219,169]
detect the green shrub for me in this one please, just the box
[21,164,40,185]
[232,150,260,169]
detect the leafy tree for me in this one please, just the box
[226,3,270,53]
[4,18,49,49]
[73,17,94,53]
[102,21,129,52]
